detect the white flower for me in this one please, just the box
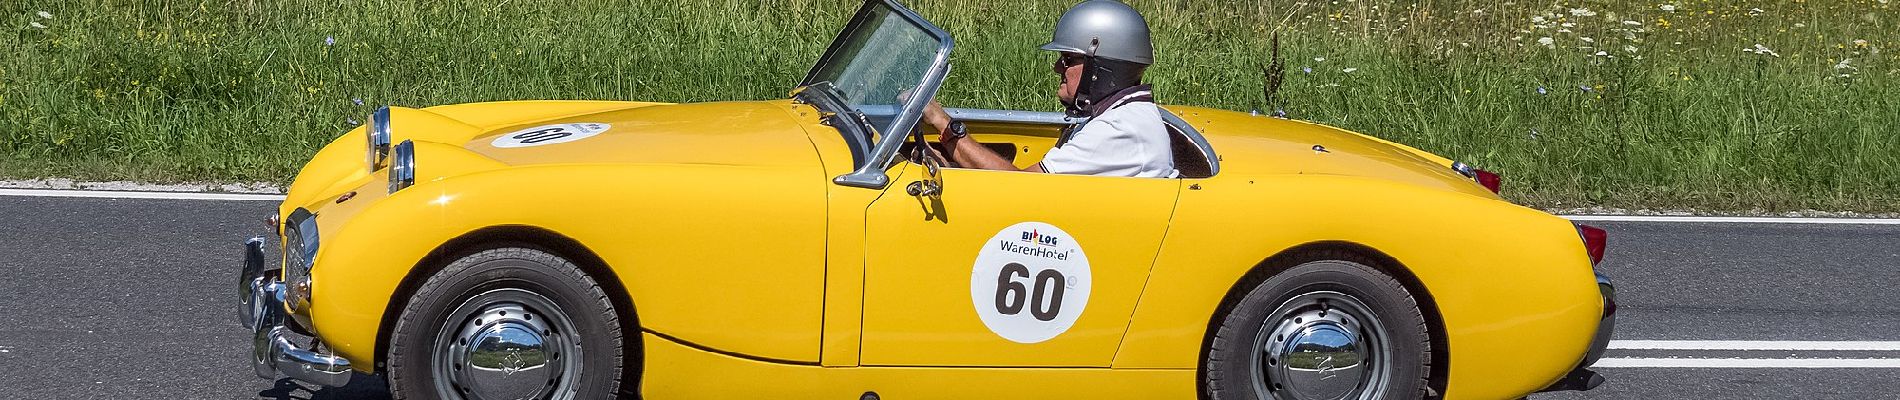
[1749,8,1765,15]
[1594,51,1609,56]
[1854,39,1870,47]
[1314,57,1326,62]
[1659,4,1677,12]
[1835,59,1856,70]
[1743,44,1781,57]
[1558,28,1573,33]
[1625,45,1640,53]
[1569,8,1597,17]
[36,11,53,19]
[1623,20,1643,26]
[1561,22,1576,28]
[1538,37,1555,47]
[1341,68,1359,73]
[30,21,46,29]
[1532,16,1548,23]
[1580,37,1595,43]
[1794,23,1806,28]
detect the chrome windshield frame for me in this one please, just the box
[798,0,954,189]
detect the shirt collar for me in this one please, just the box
[1088,84,1155,117]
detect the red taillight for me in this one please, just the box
[1473,169,1502,194]
[1577,224,1607,265]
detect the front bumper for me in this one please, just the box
[238,237,355,387]
[1539,271,1617,392]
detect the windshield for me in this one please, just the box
[800,0,951,143]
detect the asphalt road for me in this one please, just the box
[2,195,1897,399]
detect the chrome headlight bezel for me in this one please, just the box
[283,208,319,314]
[366,107,393,171]
[388,140,416,193]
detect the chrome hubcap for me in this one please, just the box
[1252,291,1389,400]
[434,289,582,400]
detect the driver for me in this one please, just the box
[919,0,1176,178]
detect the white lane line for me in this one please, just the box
[1596,358,1900,368]
[1611,340,1900,351]
[0,188,285,201]
[1564,215,1900,225]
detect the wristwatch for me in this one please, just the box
[940,120,968,143]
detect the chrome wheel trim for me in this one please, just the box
[1249,291,1392,400]
[431,288,584,400]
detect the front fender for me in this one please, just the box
[306,163,830,371]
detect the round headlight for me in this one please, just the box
[389,140,416,193]
[366,107,393,170]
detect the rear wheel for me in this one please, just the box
[1205,255,1431,400]
[387,247,625,400]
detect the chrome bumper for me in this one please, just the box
[239,237,354,387]
[1539,271,1616,393]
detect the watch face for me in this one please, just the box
[951,121,968,138]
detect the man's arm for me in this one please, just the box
[921,100,1044,173]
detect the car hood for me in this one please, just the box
[1167,106,1496,199]
[437,100,818,168]
[280,99,821,212]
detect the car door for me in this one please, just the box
[859,161,1180,366]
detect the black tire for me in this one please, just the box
[1205,253,1431,400]
[387,246,625,400]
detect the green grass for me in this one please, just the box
[3,1,1896,211]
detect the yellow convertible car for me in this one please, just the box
[237,0,1614,398]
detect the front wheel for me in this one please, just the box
[1205,255,1431,400]
[386,247,625,400]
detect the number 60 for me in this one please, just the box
[995,262,1066,321]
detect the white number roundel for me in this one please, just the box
[490,122,611,148]
[970,221,1091,344]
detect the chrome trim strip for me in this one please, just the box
[1158,109,1222,177]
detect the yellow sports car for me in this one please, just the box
[237,0,1614,398]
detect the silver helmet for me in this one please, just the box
[1039,0,1154,65]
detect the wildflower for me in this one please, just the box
[1314,57,1326,62]
[1623,20,1642,26]
[324,36,335,46]
[36,11,52,19]
[1579,85,1593,92]
[1301,66,1313,74]
[347,118,360,126]
[1538,37,1555,47]
[1581,37,1595,43]
[1625,45,1639,53]
[29,21,45,29]
[1855,39,1870,48]
[1594,51,1609,57]
[1537,86,1548,95]
[1529,129,1541,140]
[352,98,364,106]
[1532,16,1548,24]
[1273,109,1288,118]
[1744,44,1781,57]
[1341,68,1359,73]
[1660,4,1677,12]
[1794,23,1806,28]
[1748,8,1765,16]
[1836,59,1856,70]
[1569,8,1597,17]
[1561,22,1576,28]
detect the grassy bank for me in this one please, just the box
[3,1,1896,211]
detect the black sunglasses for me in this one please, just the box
[1052,53,1087,74]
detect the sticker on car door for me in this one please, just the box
[970,221,1091,344]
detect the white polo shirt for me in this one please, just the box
[1039,100,1178,178]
